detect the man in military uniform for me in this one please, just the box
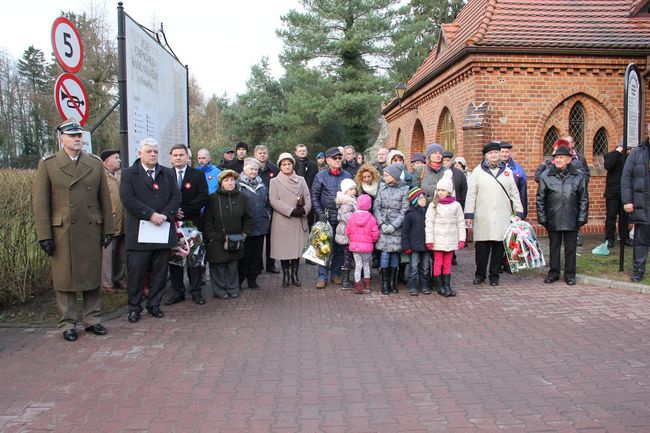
[100,149,126,293]
[33,119,114,342]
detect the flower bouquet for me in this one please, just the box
[503,218,545,272]
[170,221,205,268]
[302,211,333,267]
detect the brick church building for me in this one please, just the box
[382,0,650,233]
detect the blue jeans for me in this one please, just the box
[408,251,431,289]
[318,239,344,281]
[380,251,400,269]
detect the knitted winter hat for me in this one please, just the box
[356,194,372,211]
[436,170,454,193]
[340,178,357,193]
[425,143,444,158]
[383,163,403,181]
[408,187,425,206]
[452,156,467,169]
[411,152,426,163]
[387,149,405,164]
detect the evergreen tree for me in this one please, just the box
[17,46,50,157]
[390,0,464,83]
[277,0,400,150]
[226,58,285,150]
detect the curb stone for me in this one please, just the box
[576,274,649,294]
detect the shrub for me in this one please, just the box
[0,169,51,307]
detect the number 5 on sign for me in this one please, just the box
[51,17,84,73]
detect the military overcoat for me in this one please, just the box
[33,149,114,292]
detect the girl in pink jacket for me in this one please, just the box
[346,194,380,294]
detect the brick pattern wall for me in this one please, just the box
[384,54,649,235]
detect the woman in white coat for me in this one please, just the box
[464,141,523,286]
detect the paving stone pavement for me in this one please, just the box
[2,248,650,433]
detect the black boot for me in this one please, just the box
[397,263,407,284]
[432,273,441,293]
[340,269,354,289]
[432,275,444,296]
[442,274,456,297]
[632,244,648,282]
[390,267,399,294]
[281,260,291,288]
[290,259,301,287]
[380,268,390,295]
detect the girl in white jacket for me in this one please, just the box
[425,171,466,297]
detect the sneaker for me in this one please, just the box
[316,279,327,289]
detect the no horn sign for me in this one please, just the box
[54,73,89,126]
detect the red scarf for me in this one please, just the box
[428,161,442,171]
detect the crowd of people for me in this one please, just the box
[34,117,650,341]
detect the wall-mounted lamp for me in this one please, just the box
[394,82,418,113]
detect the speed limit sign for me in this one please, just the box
[51,17,84,73]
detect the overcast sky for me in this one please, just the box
[0,0,301,98]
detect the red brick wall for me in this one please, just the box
[384,54,649,234]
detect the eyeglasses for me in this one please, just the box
[329,156,343,160]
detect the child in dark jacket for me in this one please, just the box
[401,187,432,296]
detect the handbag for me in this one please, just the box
[217,196,245,252]
[224,233,246,252]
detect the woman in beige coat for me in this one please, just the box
[269,153,312,287]
[465,141,523,287]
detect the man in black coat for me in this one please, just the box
[294,143,318,189]
[120,138,181,322]
[294,143,319,231]
[217,146,235,171]
[165,144,209,306]
[622,129,650,282]
[227,141,248,173]
[603,141,629,248]
[342,145,360,176]
[536,145,589,286]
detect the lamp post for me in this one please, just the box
[394,82,417,112]
[394,82,407,108]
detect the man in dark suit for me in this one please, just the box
[120,138,181,322]
[165,144,209,305]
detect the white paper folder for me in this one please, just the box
[138,220,170,243]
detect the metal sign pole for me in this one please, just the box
[117,2,129,163]
[186,64,190,150]
[621,63,642,272]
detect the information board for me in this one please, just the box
[625,65,641,148]
[124,14,188,166]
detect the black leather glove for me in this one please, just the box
[39,239,55,256]
[290,206,306,217]
[102,234,113,248]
